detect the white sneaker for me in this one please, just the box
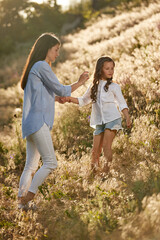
[18,203,29,211]
[18,202,37,211]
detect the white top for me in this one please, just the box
[78,81,128,129]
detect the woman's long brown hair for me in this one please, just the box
[20,33,60,90]
[90,56,115,102]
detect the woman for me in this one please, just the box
[18,33,89,209]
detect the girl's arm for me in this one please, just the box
[114,84,131,128]
[122,108,132,128]
[58,84,92,106]
[67,97,79,104]
[60,84,92,106]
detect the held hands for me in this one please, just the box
[55,96,71,104]
[78,71,89,85]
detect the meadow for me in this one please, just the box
[0,1,160,239]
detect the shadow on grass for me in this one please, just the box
[131,171,160,211]
[37,200,90,240]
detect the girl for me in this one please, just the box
[62,56,131,173]
[18,33,89,209]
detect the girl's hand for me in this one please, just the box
[78,71,89,85]
[126,117,132,128]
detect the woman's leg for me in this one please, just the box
[18,136,40,201]
[21,123,57,204]
[102,129,116,173]
[91,132,104,169]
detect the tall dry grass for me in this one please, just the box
[0,1,160,239]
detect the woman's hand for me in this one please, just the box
[78,71,89,85]
[55,96,68,104]
[61,97,71,103]
[56,96,79,105]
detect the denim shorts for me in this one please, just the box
[93,118,122,135]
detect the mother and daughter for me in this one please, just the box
[18,32,131,210]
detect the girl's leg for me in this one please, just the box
[102,129,116,173]
[18,136,40,201]
[91,132,104,169]
[21,123,57,204]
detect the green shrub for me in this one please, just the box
[0,142,8,166]
[52,105,93,157]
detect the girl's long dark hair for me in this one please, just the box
[20,33,60,90]
[90,56,115,102]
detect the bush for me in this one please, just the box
[52,105,93,157]
[0,142,8,166]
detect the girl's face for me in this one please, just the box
[45,44,60,63]
[101,61,114,80]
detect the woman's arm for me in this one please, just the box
[39,62,89,96]
[70,71,89,93]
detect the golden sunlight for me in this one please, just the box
[31,0,80,10]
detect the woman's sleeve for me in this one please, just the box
[78,84,92,107]
[39,62,71,97]
[114,84,128,111]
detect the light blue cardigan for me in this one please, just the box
[22,61,71,139]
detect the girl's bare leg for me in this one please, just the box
[91,132,104,170]
[102,129,116,173]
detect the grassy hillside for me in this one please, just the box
[0,1,160,239]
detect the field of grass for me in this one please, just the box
[0,1,160,239]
